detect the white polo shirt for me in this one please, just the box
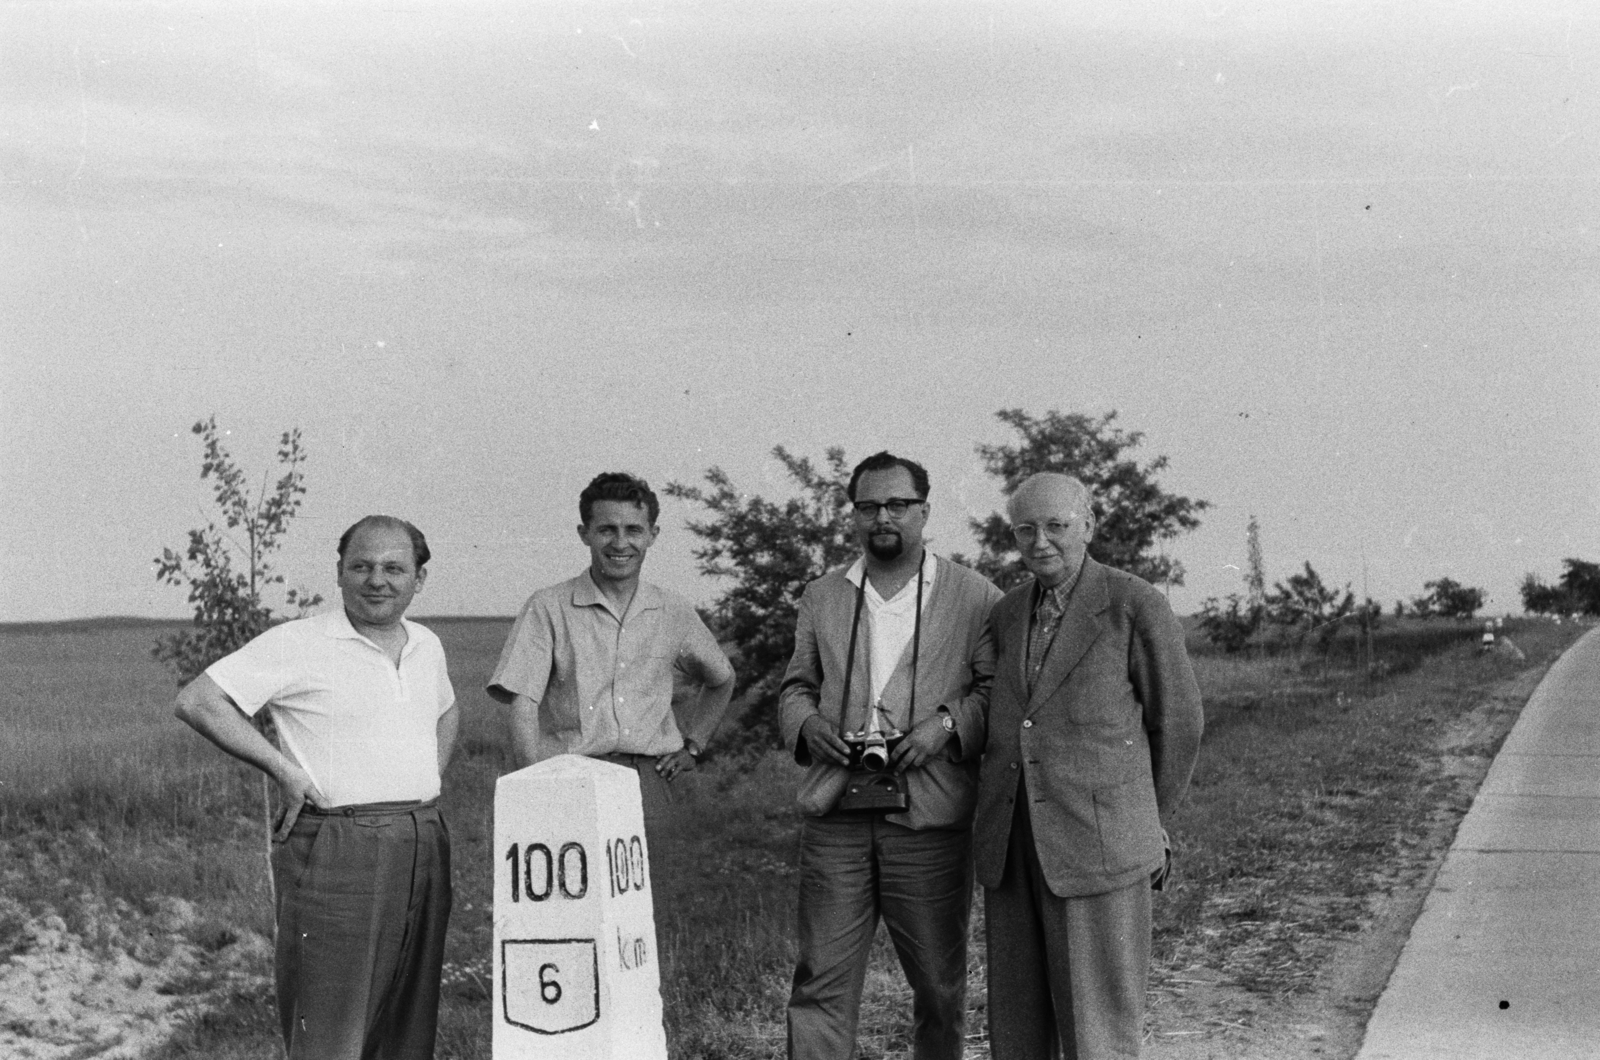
[206,609,455,807]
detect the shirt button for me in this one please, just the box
[1022,720,1033,728]
[1009,762,1018,770]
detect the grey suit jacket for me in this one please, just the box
[973,558,1204,897]
[779,555,1004,830]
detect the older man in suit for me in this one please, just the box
[973,473,1204,1060]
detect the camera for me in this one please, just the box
[843,727,903,771]
[837,726,909,813]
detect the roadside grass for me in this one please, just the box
[1,616,1586,1060]
[1156,619,1584,998]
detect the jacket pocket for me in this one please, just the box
[794,763,850,816]
[1091,777,1163,876]
[1064,669,1137,727]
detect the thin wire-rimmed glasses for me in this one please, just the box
[1011,520,1078,545]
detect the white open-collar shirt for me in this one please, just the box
[844,549,936,728]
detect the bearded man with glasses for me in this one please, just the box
[973,473,1204,1060]
[780,451,1004,1060]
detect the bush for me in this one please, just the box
[1197,594,1263,654]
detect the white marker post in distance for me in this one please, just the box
[493,755,667,1060]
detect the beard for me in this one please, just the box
[867,531,904,560]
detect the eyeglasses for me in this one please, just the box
[853,497,925,520]
[1011,520,1079,545]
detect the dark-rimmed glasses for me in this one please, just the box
[853,497,925,520]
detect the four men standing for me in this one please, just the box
[173,464,1203,1060]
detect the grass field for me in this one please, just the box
[0,614,1585,1059]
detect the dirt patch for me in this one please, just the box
[1141,659,1548,1060]
[0,894,270,1059]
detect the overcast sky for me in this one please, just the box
[3,0,1597,623]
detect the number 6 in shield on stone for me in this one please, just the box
[501,939,600,1034]
[495,756,668,1059]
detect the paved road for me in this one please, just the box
[1355,627,1600,1060]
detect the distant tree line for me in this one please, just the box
[162,411,1579,756]
[1197,546,1495,656]
[1197,561,1383,656]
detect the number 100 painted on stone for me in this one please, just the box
[494,755,667,1059]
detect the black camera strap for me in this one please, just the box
[840,572,867,728]
[841,549,926,731]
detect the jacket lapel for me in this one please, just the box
[1024,560,1110,715]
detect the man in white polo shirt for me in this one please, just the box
[175,515,456,1060]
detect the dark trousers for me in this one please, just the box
[271,801,452,1060]
[595,752,676,891]
[594,751,674,829]
[787,815,972,1060]
[984,798,1151,1060]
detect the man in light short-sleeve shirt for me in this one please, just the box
[487,472,735,827]
[176,515,456,1060]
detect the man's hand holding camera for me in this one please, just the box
[888,711,953,773]
[800,713,853,766]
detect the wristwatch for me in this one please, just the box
[938,708,956,734]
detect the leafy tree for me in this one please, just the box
[1558,558,1600,614]
[1522,559,1600,616]
[1264,561,1355,649]
[664,447,858,748]
[966,409,1209,590]
[153,417,322,683]
[1409,577,1488,620]
[1520,573,1572,615]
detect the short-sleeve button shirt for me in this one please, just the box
[206,609,455,806]
[487,572,734,764]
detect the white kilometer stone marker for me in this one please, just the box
[494,755,667,1060]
